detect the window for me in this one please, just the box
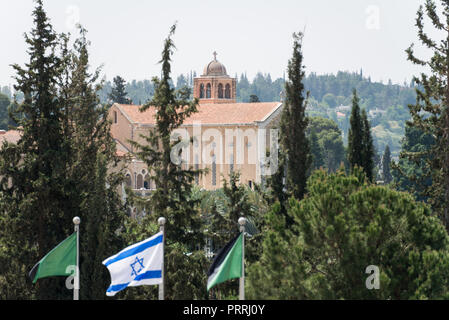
[218,83,223,98]
[136,174,143,189]
[113,111,118,124]
[225,84,231,99]
[206,83,211,99]
[144,174,150,189]
[200,84,204,98]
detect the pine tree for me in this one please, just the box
[393,124,434,202]
[0,0,72,299]
[361,108,375,182]
[128,24,207,299]
[347,89,364,170]
[278,31,311,201]
[65,26,126,300]
[248,168,449,299]
[405,0,449,228]
[382,145,392,184]
[108,75,130,104]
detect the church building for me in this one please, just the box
[109,53,283,200]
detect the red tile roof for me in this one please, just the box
[0,130,21,144]
[0,130,127,158]
[116,102,282,125]
[114,139,131,157]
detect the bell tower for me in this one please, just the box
[193,52,236,104]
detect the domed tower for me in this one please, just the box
[193,52,236,104]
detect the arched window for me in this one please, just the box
[136,174,143,189]
[218,83,223,99]
[225,84,231,99]
[200,84,204,98]
[206,83,211,99]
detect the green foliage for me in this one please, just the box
[361,109,375,182]
[279,31,311,202]
[248,168,449,299]
[127,24,206,300]
[0,2,125,300]
[393,124,434,202]
[200,172,267,299]
[0,0,72,299]
[65,27,127,300]
[404,0,449,229]
[348,90,375,182]
[249,94,260,103]
[307,117,345,172]
[309,129,324,171]
[0,93,11,130]
[108,75,131,104]
[348,89,364,169]
[382,145,392,184]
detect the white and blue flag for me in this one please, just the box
[103,231,163,296]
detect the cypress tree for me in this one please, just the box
[347,89,364,170]
[361,108,375,182]
[128,24,207,299]
[382,145,392,184]
[279,31,311,201]
[65,26,126,300]
[405,0,449,228]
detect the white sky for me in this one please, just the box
[0,0,440,88]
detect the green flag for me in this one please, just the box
[207,233,243,291]
[29,233,77,284]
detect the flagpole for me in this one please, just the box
[73,216,80,301]
[238,217,246,301]
[158,217,166,301]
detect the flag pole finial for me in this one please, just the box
[73,216,80,225]
[158,217,166,226]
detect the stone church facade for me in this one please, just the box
[110,54,283,197]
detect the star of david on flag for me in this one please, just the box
[103,231,163,296]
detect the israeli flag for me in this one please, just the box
[103,231,163,296]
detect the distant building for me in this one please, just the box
[335,105,350,113]
[369,108,386,118]
[109,53,283,199]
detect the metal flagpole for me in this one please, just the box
[238,217,246,301]
[158,217,166,301]
[73,216,80,301]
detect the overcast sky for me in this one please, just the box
[0,0,440,88]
